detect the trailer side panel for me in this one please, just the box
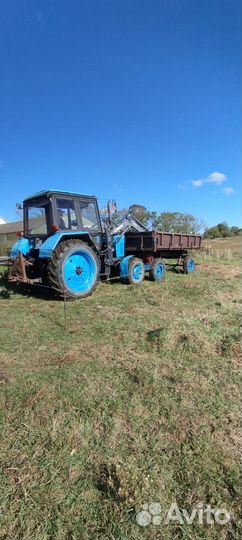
[125,231,202,253]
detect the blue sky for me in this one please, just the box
[0,0,241,227]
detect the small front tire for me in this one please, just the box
[127,258,145,285]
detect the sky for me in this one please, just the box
[0,0,241,227]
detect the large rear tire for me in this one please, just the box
[48,240,100,299]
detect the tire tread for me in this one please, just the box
[48,240,100,299]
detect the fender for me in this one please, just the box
[120,255,135,279]
[39,232,100,259]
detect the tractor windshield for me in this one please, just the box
[26,204,48,235]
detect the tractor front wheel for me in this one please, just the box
[127,258,145,285]
[48,240,100,299]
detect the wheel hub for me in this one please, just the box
[75,266,83,276]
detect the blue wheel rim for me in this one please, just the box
[156,263,165,280]
[188,259,195,273]
[132,262,143,283]
[63,251,97,294]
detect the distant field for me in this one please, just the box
[0,259,241,539]
[202,236,242,257]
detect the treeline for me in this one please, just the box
[114,204,241,238]
[203,222,242,239]
[112,204,205,233]
[128,205,205,233]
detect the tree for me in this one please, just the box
[148,211,159,229]
[203,223,242,238]
[153,212,178,231]
[153,212,204,234]
[230,226,241,236]
[128,204,150,226]
[203,226,220,239]
[217,222,232,237]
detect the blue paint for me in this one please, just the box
[131,261,143,283]
[114,235,125,258]
[10,238,32,259]
[63,248,97,294]
[155,262,165,280]
[120,255,134,279]
[93,235,102,247]
[39,232,90,258]
[144,263,152,271]
[188,259,195,273]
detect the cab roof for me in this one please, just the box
[24,189,95,202]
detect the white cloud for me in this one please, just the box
[221,187,234,196]
[192,179,204,188]
[206,171,227,185]
[191,170,228,189]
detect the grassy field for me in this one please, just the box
[202,236,242,258]
[0,256,241,539]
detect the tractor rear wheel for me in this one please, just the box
[149,258,166,281]
[48,240,100,299]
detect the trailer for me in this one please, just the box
[7,190,202,299]
[124,230,201,255]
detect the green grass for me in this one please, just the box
[0,259,241,539]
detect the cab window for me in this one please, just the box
[27,205,48,235]
[56,199,77,230]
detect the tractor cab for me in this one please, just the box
[23,190,102,239]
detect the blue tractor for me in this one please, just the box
[8,190,201,299]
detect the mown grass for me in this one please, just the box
[0,258,241,540]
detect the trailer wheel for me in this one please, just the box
[127,258,145,285]
[150,258,166,281]
[183,256,195,274]
[48,239,100,299]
